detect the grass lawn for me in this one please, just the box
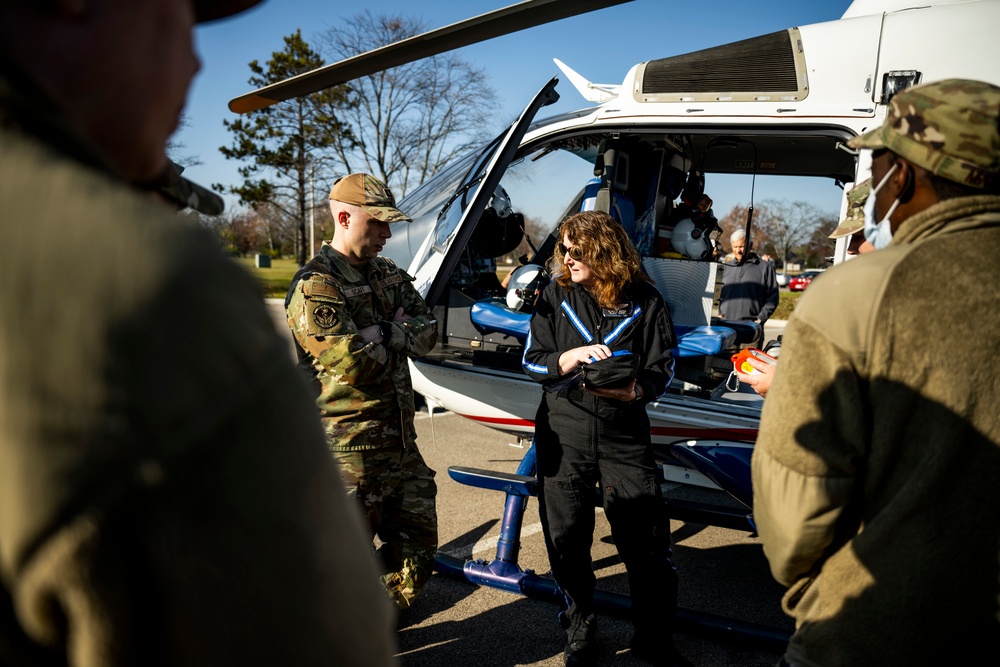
[773,289,803,320]
[238,258,519,300]
[234,257,299,299]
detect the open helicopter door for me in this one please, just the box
[408,77,560,306]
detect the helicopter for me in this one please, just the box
[234,0,1000,501]
[232,0,1000,645]
[384,0,1000,504]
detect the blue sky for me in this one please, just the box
[178,0,856,214]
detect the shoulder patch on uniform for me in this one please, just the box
[312,303,337,329]
[302,278,341,300]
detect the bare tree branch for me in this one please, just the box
[317,11,498,198]
[719,199,829,270]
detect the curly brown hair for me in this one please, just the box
[548,210,651,309]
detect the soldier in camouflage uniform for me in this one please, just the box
[286,173,439,610]
[828,178,873,256]
[753,79,1000,666]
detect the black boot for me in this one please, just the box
[629,632,693,667]
[562,613,597,666]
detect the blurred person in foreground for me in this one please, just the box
[285,173,439,611]
[522,211,687,666]
[737,180,874,397]
[0,1,395,665]
[752,78,1000,666]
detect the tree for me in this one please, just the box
[252,201,297,257]
[204,209,264,257]
[717,203,777,258]
[801,214,839,267]
[509,214,549,265]
[230,211,266,257]
[717,199,832,270]
[318,11,498,198]
[167,112,203,169]
[217,30,355,266]
[754,200,828,270]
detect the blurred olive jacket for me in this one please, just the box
[0,70,396,666]
[752,195,1000,666]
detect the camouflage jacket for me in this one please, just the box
[286,243,438,451]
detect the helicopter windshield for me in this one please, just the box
[401,77,559,307]
[431,132,506,255]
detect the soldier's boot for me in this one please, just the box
[382,555,434,610]
[381,572,412,610]
[629,605,690,667]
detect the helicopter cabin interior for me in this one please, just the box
[424,124,856,399]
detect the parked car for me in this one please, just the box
[788,269,825,292]
[776,272,789,288]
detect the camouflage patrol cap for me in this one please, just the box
[829,179,870,239]
[849,78,1000,190]
[329,173,412,223]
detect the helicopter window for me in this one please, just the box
[397,147,480,221]
[501,140,600,247]
[428,131,509,256]
[422,124,852,394]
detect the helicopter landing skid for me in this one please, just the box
[435,444,790,652]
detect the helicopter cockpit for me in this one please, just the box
[396,120,853,398]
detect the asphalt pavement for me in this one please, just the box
[396,410,792,667]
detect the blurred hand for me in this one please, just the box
[359,308,408,345]
[735,355,777,397]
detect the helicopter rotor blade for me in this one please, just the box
[229,0,634,114]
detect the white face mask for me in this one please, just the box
[863,163,900,250]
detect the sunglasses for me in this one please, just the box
[556,243,586,261]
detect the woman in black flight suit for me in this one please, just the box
[522,210,689,667]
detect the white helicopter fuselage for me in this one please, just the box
[382,0,1000,489]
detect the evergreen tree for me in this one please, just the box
[218,30,355,266]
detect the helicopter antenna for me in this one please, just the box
[552,58,620,102]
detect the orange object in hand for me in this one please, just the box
[731,348,777,375]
